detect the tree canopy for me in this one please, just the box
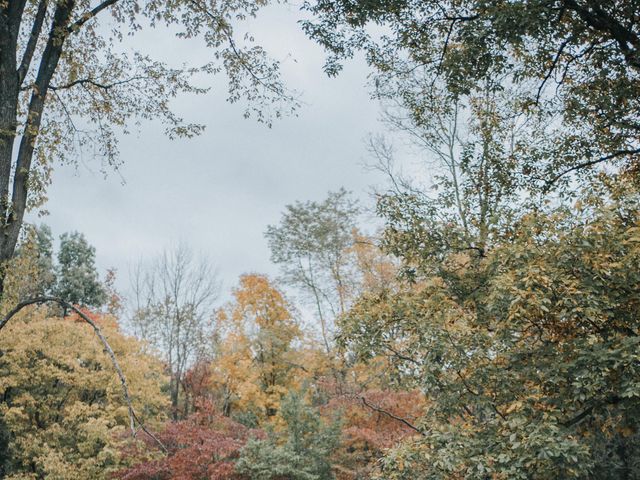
[2,1,640,479]
[0,309,168,479]
[303,0,640,192]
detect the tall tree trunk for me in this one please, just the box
[170,374,181,420]
[0,0,74,298]
[0,0,22,298]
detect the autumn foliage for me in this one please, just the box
[0,309,167,479]
[116,401,261,480]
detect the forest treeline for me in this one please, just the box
[0,196,423,479]
[1,0,640,479]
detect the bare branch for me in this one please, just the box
[360,395,425,435]
[535,35,573,103]
[543,148,640,191]
[67,0,121,33]
[48,75,149,91]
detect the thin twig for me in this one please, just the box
[543,148,640,191]
[360,395,425,435]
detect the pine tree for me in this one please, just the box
[236,390,341,480]
[54,232,106,310]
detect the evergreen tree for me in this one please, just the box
[54,232,106,309]
[236,390,341,480]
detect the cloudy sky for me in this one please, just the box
[29,3,408,299]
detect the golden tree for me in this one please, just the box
[212,274,302,422]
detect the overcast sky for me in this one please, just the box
[28,3,406,300]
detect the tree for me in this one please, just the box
[0,308,168,479]
[265,189,360,351]
[302,5,640,476]
[371,80,523,267]
[340,176,640,479]
[236,390,341,480]
[0,0,296,295]
[53,231,106,310]
[350,230,399,297]
[179,359,216,417]
[303,0,640,192]
[0,223,55,311]
[212,274,302,420]
[128,244,219,419]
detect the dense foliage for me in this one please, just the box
[1,1,639,479]
[343,177,640,479]
[115,403,256,480]
[236,391,341,480]
[0,309,167,479]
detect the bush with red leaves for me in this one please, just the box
[115,402,263,480]
[322,387,425,479]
